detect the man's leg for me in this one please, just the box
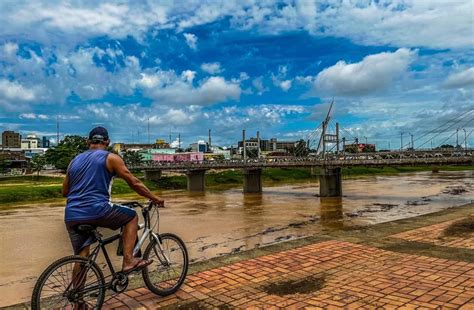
[121,215,145,271]
[71,246,90,310]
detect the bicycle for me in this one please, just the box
[31,201,189,309]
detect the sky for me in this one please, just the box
[0,0,473,149]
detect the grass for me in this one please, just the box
[0,165,472,206]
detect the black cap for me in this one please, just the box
[88,126,109,142]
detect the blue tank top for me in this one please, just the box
[65,149,114,221]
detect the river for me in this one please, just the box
[0,170,472,306]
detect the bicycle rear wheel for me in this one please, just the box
[31,255,105,310]
[142,233,189,296]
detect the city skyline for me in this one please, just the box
[0,1,473,148]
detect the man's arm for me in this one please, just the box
[62,174,70,197]
[107,153,164,206]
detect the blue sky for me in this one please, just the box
[0,0,473,149]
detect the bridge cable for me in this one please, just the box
[408,109,474,149]
[415,112,473,149]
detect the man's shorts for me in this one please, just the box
[65,204,136,255]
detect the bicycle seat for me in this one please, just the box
[77,225,96,231]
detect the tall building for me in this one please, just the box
[2,131,21,148]
[190,141,209,153]
[237,137,300,153]
[42,136,50,148]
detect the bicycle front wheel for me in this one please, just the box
[31,255,105,310]
[142,233,189,296]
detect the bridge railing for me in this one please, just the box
[130,154,473,170]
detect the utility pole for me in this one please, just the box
[388,141,391,151]
[364,136,368,144]
[178,133,181,150]
[355,137,359,158]
[147,118,150,144]
[56,115,60,145]
[256,131,260,158]
[456,128,459,148]
[321,121,326,158]
[208,129,211,152]
[431,139,433,150]
[336,122,340,154]
[400,132,404,152]
[169,133,172,145]
[242,129,247,161]
[342,137,346,159]
[464,129,467,150]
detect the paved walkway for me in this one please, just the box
[103,240,474,309]
[392,216,474,250]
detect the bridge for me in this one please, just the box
[132,103,473,197]
[134,149,473,196]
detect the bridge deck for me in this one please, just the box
[133,156,473,171]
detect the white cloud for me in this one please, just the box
[1,1,472,49]
[3,2,168,45]
[2,42,18,56]
[138,71,241,106]
[183,33,198,50]
[279,80,292,92]
[271,65,293,92]
[0,79,37,101]
[213,104,306,130]
[181,70,196,83]
[443,67,474,89]
[315,1,473,50]
[313,48,417,96]
[200,62,222,74]
[164,109,195,125]
[19,113,48,120]
[252,76,268,95]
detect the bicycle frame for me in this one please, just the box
[66,202,171,295]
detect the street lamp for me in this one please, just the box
[463,128,467,150]
[400,132,404,152]
[456,128,460,148]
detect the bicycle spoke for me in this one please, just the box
[34,257,105,309]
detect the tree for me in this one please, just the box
[45,135,88,171]
[30,154,46,178]
[122,150,143,167]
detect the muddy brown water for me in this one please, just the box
[0,171,473,306]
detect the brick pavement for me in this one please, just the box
[103,240,474,309]
[391,216,474,250]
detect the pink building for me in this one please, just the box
[152,152,203,163]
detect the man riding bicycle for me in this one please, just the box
[62,126,164,273]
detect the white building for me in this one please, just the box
[21,135,39,149]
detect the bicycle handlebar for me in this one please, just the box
[120,200,164,209]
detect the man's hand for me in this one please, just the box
[151,197,165,208]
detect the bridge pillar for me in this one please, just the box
[243,168,262,193]
[144,170,162,182]
[186,169,206,192]
[319,167,342,197]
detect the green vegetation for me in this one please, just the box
[45,135,88,171]
[0,175,63,184]
[0,165,473,206]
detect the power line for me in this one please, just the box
[416,112,473,149]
